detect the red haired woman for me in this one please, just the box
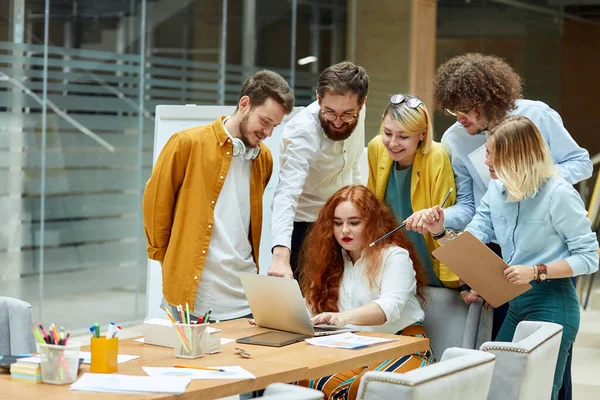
[297,185,434,400]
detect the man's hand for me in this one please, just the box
[460,290,492,310]
[268,246,294,279]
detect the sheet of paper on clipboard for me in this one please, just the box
[432,231,531,308]
[468,144,491,187]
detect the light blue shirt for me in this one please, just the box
[442,99,592,230]
[465,177,599,277]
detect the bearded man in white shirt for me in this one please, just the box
[268,61,369,281]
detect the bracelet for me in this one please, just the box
[432,228,447,240]
[458,283,471,293]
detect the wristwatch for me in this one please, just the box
[536,264,548,284]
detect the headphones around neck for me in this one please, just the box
[231,137,260,160]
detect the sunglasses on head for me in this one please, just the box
[389,93,423,109]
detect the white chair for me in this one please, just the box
[422,286,493,356]
[356,347,496,400]
[261,383,324,399]
[480,320,563,400]
[0,297,37,354]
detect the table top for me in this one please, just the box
[0,319,429,400]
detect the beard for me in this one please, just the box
[318,112,358,141]
[238,113,256,148]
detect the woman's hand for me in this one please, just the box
[406,206,445,236]
[504,265,535,285]
[404,210,429,234]
[311,312,348,326]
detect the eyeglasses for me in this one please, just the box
[445,107,473,118]
[321,111,359,124]
[234,347,251,359]
[390,93,423,109]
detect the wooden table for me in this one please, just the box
[0,319,429,399]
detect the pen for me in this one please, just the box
[185,303,191,324]
[38,323,50,343]
[32,327,45,344]
[63,331,71,345]
[203,308,213,323]
[173,364,225,372]
[369,188,454,247]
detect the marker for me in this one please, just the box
[185,303,191,324]
[93,323,100,338]
[202,308,213,323]
[106,322,116,339]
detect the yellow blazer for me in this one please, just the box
[367,136,459,288]
[143,117,272,312]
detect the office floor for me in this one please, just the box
[67,276,600,399]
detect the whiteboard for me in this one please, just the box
[145,104,368,319]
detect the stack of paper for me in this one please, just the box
[305,333,397,349]
[71,373,191,395]
[10,361,42,384]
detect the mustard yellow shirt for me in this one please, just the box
[367,137,459,288]
[143,117,273,312]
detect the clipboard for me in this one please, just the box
[432,231,531,308]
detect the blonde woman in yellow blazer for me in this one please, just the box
[367,94,458,288]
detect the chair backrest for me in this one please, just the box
[480,320,563,400]
[262,383,324,400]
[422,286,493,356]
[0,297,37,355]
[356,347,496,400]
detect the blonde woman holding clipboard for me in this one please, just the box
[367,94,457,288]
[420,116,599,400]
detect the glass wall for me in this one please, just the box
[0,0,347,333]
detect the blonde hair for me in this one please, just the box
[379,97,433,154]
[488,116,557,202]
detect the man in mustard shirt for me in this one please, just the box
[143,71,294,322]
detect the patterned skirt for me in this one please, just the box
[297,323,435,400]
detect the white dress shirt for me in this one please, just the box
[339,246,425,334]
[271,100,365,249]
[193,118,255,320]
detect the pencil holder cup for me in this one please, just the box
[38,341,81,385]
[90,336,118,373]
[172,322,209,359]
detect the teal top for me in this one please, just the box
[384,163,441,287]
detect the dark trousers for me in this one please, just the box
[486,243,509,340]
[290,221,313,283]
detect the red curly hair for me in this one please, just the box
[299,185,427,315]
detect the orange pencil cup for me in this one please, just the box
[90,336,118,373]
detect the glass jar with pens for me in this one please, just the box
[164,304,210,359]
[33,323,81,385]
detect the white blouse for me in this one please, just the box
[338,246,424,334]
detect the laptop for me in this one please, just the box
[239,272,354,340]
